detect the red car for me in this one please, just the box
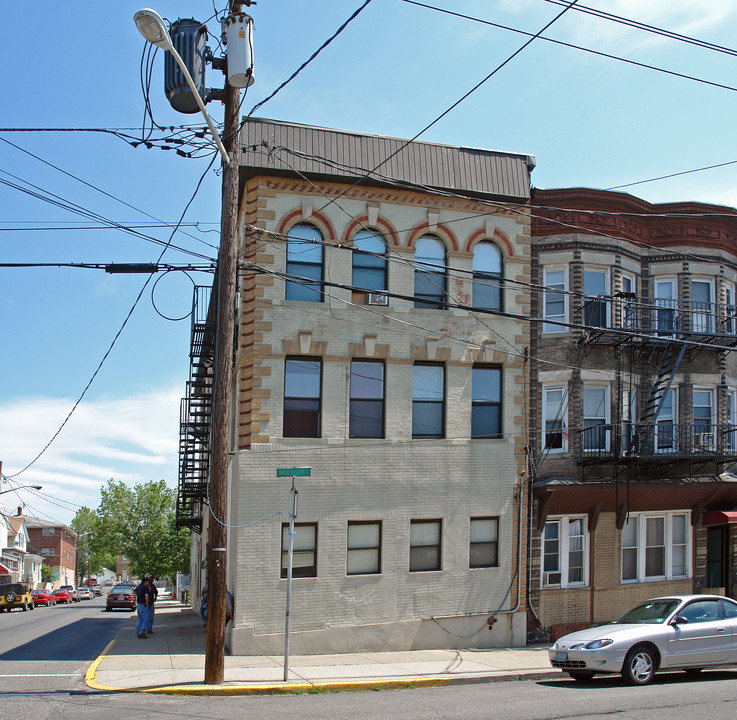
[53,588,73,604]
[30,589,57,606]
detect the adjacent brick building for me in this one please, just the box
[529,188,737,640]
[24,516,77,588]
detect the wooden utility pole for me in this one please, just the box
[204,0,242,685]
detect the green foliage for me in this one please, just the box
[72,506,116,580]
[96,479,190,578]
[40,563,55,584]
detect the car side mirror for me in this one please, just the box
[671,615,689,625]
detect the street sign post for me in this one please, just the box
[277,466,310,681]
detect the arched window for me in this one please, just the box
[286,224,323,302]
[414,236,446,309]
[472,241,503,311]
[352,229,387,292]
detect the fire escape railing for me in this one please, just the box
[176,286,215,531]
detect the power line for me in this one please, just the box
[317,0,583,216]
[6,155,218,480]
[401,1,737,95]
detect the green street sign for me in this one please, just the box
[276,467,312,477]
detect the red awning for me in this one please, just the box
[702,511,737,526]
[0,562,11,574]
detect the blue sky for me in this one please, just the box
[2,0,737,525]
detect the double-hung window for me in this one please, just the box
[410,519,442,572]
[471,366,502,439]
[542,516,587,587]
[472,242,503,311]
[347,521,381,575]
[583,385,609,452]
[412,364,445,438]
[583,268,609,328]
[414,236,446,309]
[281,522,317,578]
[349,361,384,438]
[469,517,499,568]
[543,385,568,451]
[621,512,690,582]
[543,267,567,333]
[693,388,714,450]
[352,230,387,293]
[283,358,321,438]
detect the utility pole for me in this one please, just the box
[204,0,243,686]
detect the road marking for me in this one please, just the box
[0,673,78,677]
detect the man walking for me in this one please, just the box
[144,573,158,634]
[135,576,152,639]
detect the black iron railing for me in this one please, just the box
[579,422,737,461]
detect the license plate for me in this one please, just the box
[555,651,568,662]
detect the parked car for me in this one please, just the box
[30,589,57,607]
[91,586,103,596]
[59,585,80,602]
[0,582,34,612]
[53,588,73,604]
[549,595,737,685]
[106,586,136,612]
[78,587,93,600]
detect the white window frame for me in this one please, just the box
[691,277,715,333]
[583,384,610,452]
[621,272,637,328]
[543,385,568,453]
[728,388,737,452]
[725,282,736,335]
[543,267,568,334]
[583,267,610,328]
[621,511,691,583]
[654,277,678,335]
[541,516,588,588]
[693,387,715,451]
[655,387,677,453]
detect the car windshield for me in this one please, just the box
[613,599,681,624]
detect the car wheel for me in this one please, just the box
[621,645,657,685]
[567,671,595,682]
[4,592,17,604]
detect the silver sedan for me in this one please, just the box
[549,594,737,685]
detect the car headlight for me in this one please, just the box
[583,638,614,650]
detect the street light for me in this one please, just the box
[0,484,42,496]
[133,8,230,165]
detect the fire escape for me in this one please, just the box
[176,286,215,531]
[579,292,737,471]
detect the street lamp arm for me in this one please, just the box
[0,484,42,496]
[133,8,230,165]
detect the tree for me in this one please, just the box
[71,506,116,583]
[97,479,189,579]
[41,563,55,584]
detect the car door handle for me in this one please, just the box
[716,627,726,633]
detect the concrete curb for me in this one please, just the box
[84,610,560,695]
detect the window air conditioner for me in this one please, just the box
[543,571,562,586]
[367,293,388,306]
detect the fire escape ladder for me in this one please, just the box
[639,343,686,424]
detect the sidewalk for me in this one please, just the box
[85,602,557,695]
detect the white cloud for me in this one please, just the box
[0,388,181,525]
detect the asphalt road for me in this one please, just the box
[0,593,129,695]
